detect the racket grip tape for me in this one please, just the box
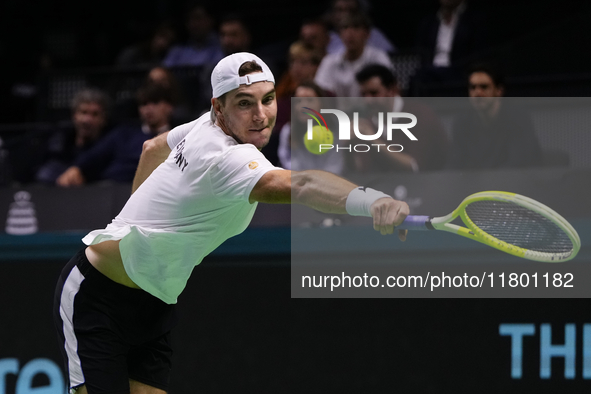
[397,215,434,231]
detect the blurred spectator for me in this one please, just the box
[146,66,194,124]
[36,88,112,184]
[147,66,177,88]
[56,83,175,187]
[277,81,345,174]
[447,63,544,170]
[325,0,396,55]
[414,0,490,86]
[417,0,489,67]
[299,17,331,58]
[314,13,393,97]
[162,2,224,67]
[116,21,177,68]
[276,41,323,100]
[354,64,448,172]
[0,137,10,186]
[262,41,324,166]
[219,14,252,56]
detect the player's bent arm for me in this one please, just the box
[249,169,409,238]
[132,132,171,193]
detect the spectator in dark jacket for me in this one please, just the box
[413,0,490,88]
[447,63,544,169]
[56,83,175,187]
[36,88,112,184]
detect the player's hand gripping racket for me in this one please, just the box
[398,191,580,262]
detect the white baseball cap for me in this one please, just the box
[210,52,275,98]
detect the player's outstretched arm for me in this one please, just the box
[132,132,171,193]
[250,169,409,239]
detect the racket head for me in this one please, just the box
[452,191,580,262]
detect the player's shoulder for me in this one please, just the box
[180,118,242,162]
[178,112,210,135]
[213,140,266,165]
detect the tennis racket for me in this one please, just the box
[398,191,580,262]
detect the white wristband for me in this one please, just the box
[345,187,392,217]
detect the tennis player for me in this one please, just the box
[54,52,409,394]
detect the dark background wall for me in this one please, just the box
[1,1,591,391]
[2,256,591,393]
[2,0,589,69]
[3,0,591,124]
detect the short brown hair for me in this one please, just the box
[212,60,267,121]
[238,60,263,77]
[217,60,263,106]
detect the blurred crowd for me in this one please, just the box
[0,0,573,188]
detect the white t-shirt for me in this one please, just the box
[314,46,393,97]
[82,112,280,304]
[327,28,396,55]
[433,2,466,67]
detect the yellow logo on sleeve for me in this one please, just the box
[248,161,259,170]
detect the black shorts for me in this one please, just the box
[53,249,178,394]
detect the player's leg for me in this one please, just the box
[70,385,87,394]
[69,380,167,394]
[56,250,177,393]
[127,327,175,394]
[54,249,132,393]
[67,381,166,394]
[130,379,167,394]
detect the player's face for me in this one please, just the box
[72,102,106,140]
[215,80,276,150]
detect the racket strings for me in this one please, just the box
[464,201,573,254]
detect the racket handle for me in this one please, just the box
[398,215,433,231]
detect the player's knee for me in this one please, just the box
[70,385,88,394]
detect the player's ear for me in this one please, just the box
[212,98,223,116]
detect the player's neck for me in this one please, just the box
[215,119,244,144]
